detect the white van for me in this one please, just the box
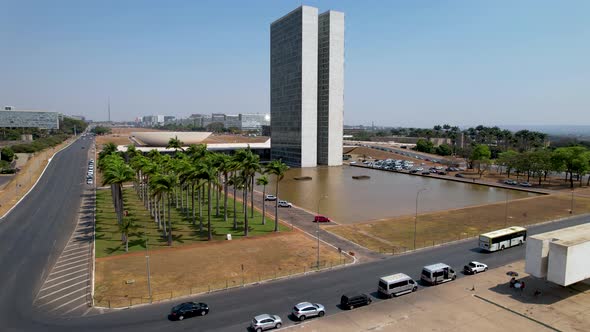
[378,273,417,298]
[420,263,456,285]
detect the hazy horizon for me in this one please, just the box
[1,0,588,127]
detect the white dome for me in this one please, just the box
[131,131,212,147]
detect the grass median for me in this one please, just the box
[95,187,289,257]
[328,193,590,253]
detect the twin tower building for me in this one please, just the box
[270,6,344,167]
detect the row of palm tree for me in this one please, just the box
[98,139,290,250]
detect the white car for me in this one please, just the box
[278,200,292,208]
[291,302,325,321]
[251,314,282,332]
[463,261,488,274]
[264,195,277,201]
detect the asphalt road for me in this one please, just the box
[0,138,588,332]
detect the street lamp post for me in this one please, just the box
[414,188,428,250]
[570,189,574,214]
[316,195,328,269]
[144,225,152,303]
[504,191,509,227]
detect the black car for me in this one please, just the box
[438,171,447,175]
[455,173,465,178]
[410,170,418,174]
[169,302,209,321]
[340,293,371,310]
[421,171,430,175]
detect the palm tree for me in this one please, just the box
[150,173,177,245]
[118,218,135,252]
[227,173,243,230]
[198,158,219,241]
[98,142,119,162]
[256,175,269,225]
[101,154,135,226]
[266,159,289,232]
[167,136,185,152]
[234,148,260,236]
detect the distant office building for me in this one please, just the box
[0,108,59,129]
[164,116,176,123]
[270,6,344,167]
[240,113,270,131]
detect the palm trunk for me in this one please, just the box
[216,177,220,216]
[162,197,167,237]
[191,183,196,225]
[274,180,279,232]
[198,184,203,233]
[250,176,254,216]
[125,234,129,252]
[261,185,266,225]
[167,192,172,246]
[207,181,212,241]
[244,183,249,237]
[186,184,190,218]
[233,184,238,230]
[223,173,228,222]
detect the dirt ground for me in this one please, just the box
[94,231,351,308]
[328,193,590,253]
[95,127,268,148]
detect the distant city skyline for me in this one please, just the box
[1,0,588,127]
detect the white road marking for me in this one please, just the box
[39,274,87,292]
[47,293,88,312]
[61,246,87,254]
[55,255,87,265]
[48,263,88,276]
[45,269,88,283]
[59,250,88,260]
[38,286,88,307]
[54,258,88,269]
[37,279,89,300]
[61,301,89,315]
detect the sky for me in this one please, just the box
[1,0,589,127]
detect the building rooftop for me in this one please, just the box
[531,223,590,247]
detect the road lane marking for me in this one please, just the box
[45,269,88,283]
[59,250,89,259]
[61,247,87,254]
[48,263,88,276]
[54,258,88,269]
[47,293,88,312]
[55,255,87,265]
[37,279,89,300]
[38,286,88,307]
[39,274,88,292]
[61,302,89,315]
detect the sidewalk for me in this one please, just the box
[287,261,590,332]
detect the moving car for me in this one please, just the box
[378,273,417,298]
[313,215,331,223]
[519,182,532,187]
[340,293,371,310]
[169,302,209,321]
[250,314,282,331]
[291,302,325,321]
[463,261,488,274]
[278,200,292,208]
[503,179,518,185]
[264,195,277,201]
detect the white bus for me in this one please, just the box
[479,226,527,252]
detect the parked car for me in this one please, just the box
[265,195,277,201]
[410,170,418,174]
[416,167,424,171]
[291,302,325,321]
[340,293,371,310]
[378,273,417,298]
[519,182,532,187]
[250,314,282,331]
[463,261,488,275]
[169,302,209,321]
[313,215,331,223]
[349,161,357,165]
[455,173,465,178]
[437,171,447,175]
[503,180,518,185]
[278,200,292,208]
[421,263,456,285]
[421,171,430,175]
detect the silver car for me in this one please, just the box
[291,302,325,321]
[250,314,282,331]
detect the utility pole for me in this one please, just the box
[144,224,152,302]
[108,98,111,123]
[414,188,428,250]
[504,191,509,227]
[316,195,328,269]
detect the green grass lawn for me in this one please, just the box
[95,187,289,257]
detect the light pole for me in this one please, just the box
[504,191,509,227]
[570,189,574,214]
[316,195,328,269]
[144,224,152,303]
[414,188,428,250]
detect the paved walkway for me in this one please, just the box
[287,260,590,332]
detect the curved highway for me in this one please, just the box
[0,138,587,331]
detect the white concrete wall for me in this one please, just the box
[300,6,318,167]
[525,236,549,278]
[327,11,344,166]
[548,240,590,286]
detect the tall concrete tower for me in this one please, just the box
[270,6,344,167]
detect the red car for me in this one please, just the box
[314,215,331,223]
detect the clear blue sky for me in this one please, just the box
[1,0,588,127]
